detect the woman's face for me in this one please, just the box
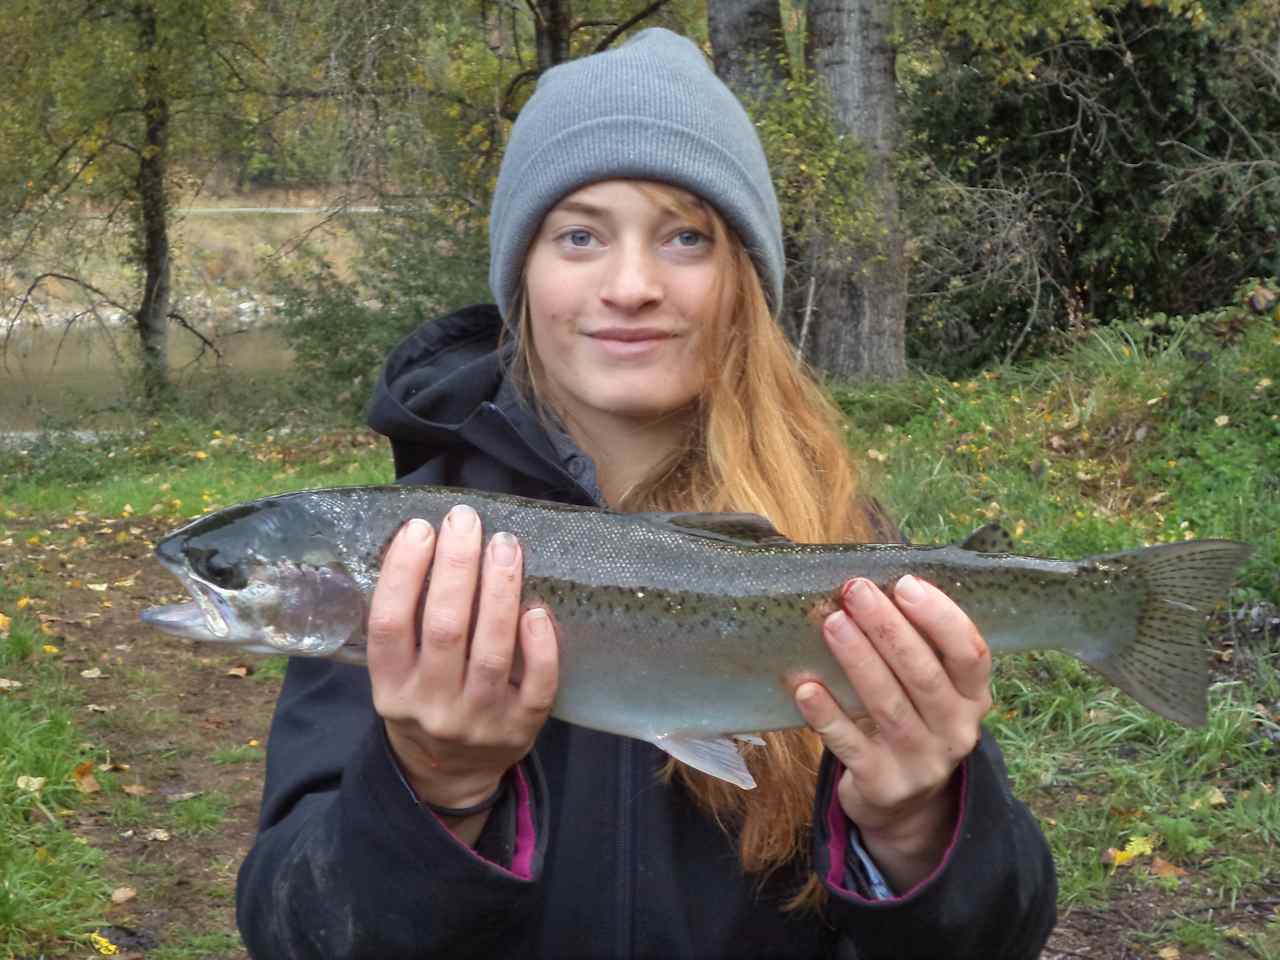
[523,180,720,434]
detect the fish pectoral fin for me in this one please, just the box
[650,735,757,790]
[638,511,793,547]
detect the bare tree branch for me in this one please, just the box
[590,0,670,55]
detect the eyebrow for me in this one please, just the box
[548,199,609,218]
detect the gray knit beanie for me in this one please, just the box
[488,27,784,323]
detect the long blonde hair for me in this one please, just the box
[510,182,881,909]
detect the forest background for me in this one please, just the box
[2,0,1278,409]
[1,1,1279,959]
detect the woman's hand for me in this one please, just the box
[367,505,559,829]
[793,574,993,892]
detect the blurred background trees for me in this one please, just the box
[2,0,1276,414]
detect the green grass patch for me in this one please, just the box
[147,929,244,960]
[0,618,111,956]
[170,791,231,835]
[210,743,265,765]
[0,418,391,517]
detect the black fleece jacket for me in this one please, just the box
[235,305,1057,959]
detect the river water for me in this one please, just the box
[1,322,293,431]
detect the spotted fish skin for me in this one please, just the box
[140,485,1252,786]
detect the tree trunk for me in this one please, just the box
[805,0,906,380]
[135,0,172,404]
[707,0,788,103]
[534,0,571,71]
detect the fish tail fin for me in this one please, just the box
[1084,539,1253,726]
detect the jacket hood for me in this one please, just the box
[367,304,586,496]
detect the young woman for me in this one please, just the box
[236,29,1056,959]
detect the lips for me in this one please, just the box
[587,327,677,342]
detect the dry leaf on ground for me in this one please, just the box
[73,760,102,794]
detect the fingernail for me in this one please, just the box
[406,518,433,542]
[447,504,477,530]
[844,578,876,611]
[895,574,924,603]
[526,607,549,635]
[491,532,518,566]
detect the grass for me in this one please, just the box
[0,417,391,518]
[0,617,111,956]
[210,744,265,765]
[170,791,231,835]
[0,286,1276,956]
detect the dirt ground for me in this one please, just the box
[16,512,1279,960]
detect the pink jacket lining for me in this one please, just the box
[823,760,969,904]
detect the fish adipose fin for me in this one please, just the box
[640,512,793,546]
[651,734,758,789]
[1084,539,1253,726]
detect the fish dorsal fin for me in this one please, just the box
[639,511,793,546]
[959,523,1015,554]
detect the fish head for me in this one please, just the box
[140,497,367,658]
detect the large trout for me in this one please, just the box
[140,485,1252,788]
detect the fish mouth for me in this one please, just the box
[141,576,230,641]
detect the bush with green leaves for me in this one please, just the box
[901,0,1280,372]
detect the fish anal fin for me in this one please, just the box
[959,523,1015,554]
[651,735,757,789]
[641,512,792,547]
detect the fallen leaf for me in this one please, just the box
[1157,948,1180,960]
[16,596,31,609]
[143,828,171,842]
[1222,925,1249,941]
[80,668,106,679]
[1150,857,1187,879]
[42,643,60,654]
[110,886,137,905]
[225,664,251,678]
[86,703,116,713]
[86,583,108,592]
[34,846,51,863]
[73,761,101,794]
[1214,415,1230,427]
[1208,786,1228,807]
[165,791,201,803]
[0,677,23,691]
[17,775,47,792]
[122,784,151,797]
[97,761,129,773]
[0,612,9,638]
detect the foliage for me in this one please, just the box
[900,0,1280,372]
[832,280,1280,598]
[746,70,883,345]
[269,0,704,414]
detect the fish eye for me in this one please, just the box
[191,548,248,591]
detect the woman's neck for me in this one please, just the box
[560,408,691,507]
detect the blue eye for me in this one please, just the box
[566,229,593,247]
[674,230,706,248]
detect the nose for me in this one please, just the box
[600,244,663,311]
